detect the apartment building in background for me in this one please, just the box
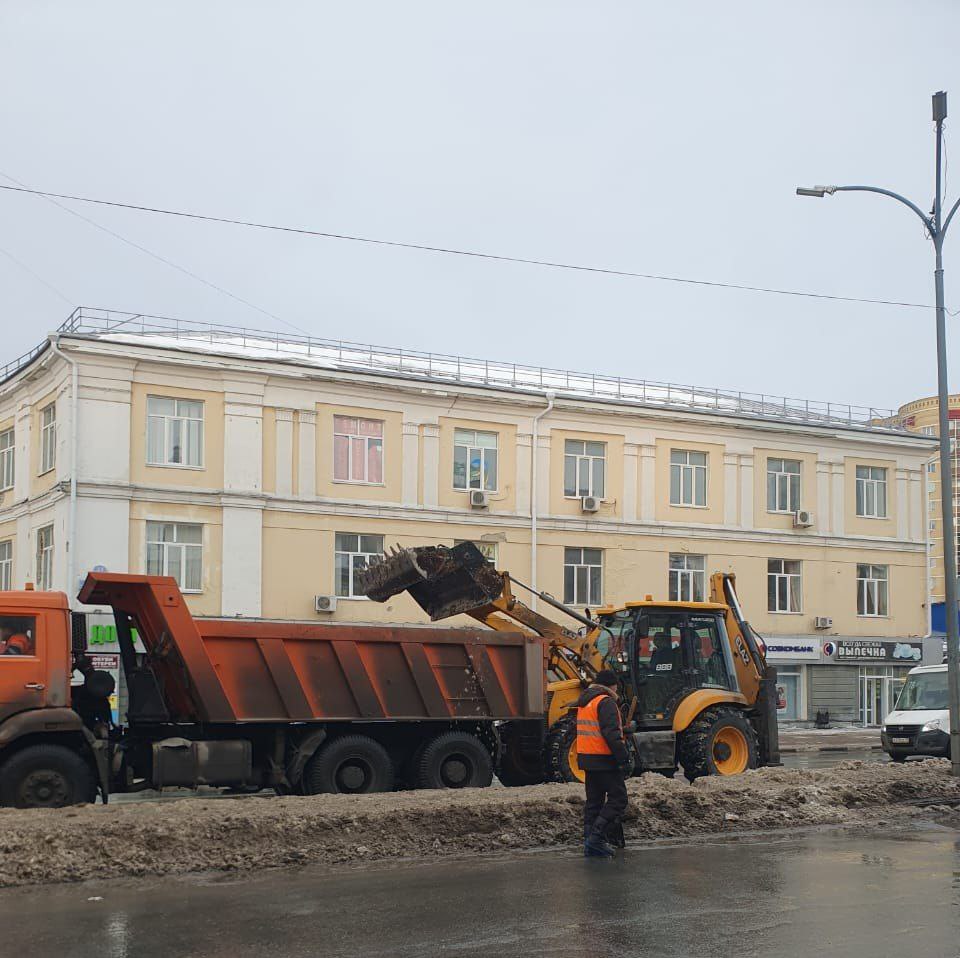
[0,309,938,725]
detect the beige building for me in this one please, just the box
[0,308,938,724]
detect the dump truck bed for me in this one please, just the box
[78,573,546,724]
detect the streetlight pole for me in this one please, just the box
[799,91,960,776]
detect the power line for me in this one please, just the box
[0,244,73,306]
[0,174,314,338]
[0,182,940,312]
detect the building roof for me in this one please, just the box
[5,306,915,435]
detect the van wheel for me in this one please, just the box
[416,732,493,789]
[304,736,394,794]
[678,708,757,781]
[890,754,907,763]
[0,745,96,808]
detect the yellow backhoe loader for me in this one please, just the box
[358,543,780,783]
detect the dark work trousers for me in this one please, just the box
[583,769,629,840]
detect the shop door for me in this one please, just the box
[861,675,885,726]
[776,673,800,721]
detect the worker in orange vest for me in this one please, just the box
[0,625,30,655]
[576,668,631,857]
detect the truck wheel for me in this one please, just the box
[544,714,584,784]
[304,736,394,794]
[0,745,96,808]
[416,732,493,789]
[497,746,545,787]
[678,707,757,781]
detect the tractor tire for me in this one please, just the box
[0,744,97,808]
[544,714,584,783]
[304,735,394,794]
[416,732,493,789]
[678,707,757,782]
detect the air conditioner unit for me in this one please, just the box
[470,490,489,509]
[814,615,833,630]
[314,595,338,614]
[581,495,601,513]
[793,510,814,528]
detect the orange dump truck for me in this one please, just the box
[0,573,545,808]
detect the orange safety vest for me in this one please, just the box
[1,633,29,655]
[576,692,622,757]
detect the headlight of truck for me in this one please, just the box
[922,719,943,732]
[881,725,887,733]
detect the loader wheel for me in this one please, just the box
[0,745,96,808]
[416,732,493,789]
[304,736,394,794]
[544,715,584,784]
[678,708,757,781]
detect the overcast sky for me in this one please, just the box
[0,2,957,411]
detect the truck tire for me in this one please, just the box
[304,736,394,794]
[0,744,97,808]
[678,707,757,781]
[544,714,584,783]
[497,746,545,787]
[416,732,493,789]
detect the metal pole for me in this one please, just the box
[931,96,960,775]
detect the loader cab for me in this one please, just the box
[597,604,739,724]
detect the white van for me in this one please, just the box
[881,664,950,761]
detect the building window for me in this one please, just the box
[333,416,384,484]
[453,429,498,491]
[669,554,705,602]
[36,525,53,591]
[335,533,384,598]
[670,449,707,507]
[766,457,800,514]
[39,404,56,475]
[146,522,203,592]
[146,396,204,468]
[563,440,606,498]
[0,540,11,591]
[855,465,888,518]
[857,564,889,616]
[454,540,498,565]
[0,428,13,491]
[767,559,801,613]
[564,547,602,606]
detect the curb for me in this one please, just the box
[780,745,883,753]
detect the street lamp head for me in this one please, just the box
[796,186,837,198]
[933,91,948,123]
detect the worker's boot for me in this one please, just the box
[604,820,626,850]
[584,823,615,858]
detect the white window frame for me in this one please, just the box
[857,564,889,617]
[39,404,56,475]
[335,533,384,599]
[0,539,12,591]
[670,449,707,507]
[333,416,384,485]
[0,428,13,492]
[855,465,888,519]
[766,457,801,514]
[453,429,498,492]
[146,396,205,469]
[669,554,705,602]
[563,439,606,499]
[768,558,802,614]
[36,524,53,591]
[146,522,203,593]
[563,547,603,606]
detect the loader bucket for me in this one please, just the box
[357,542,505,621]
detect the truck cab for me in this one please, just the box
[881,664,951,761]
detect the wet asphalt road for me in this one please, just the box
[3,826,959,958]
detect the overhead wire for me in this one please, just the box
[0,244,74,306]
[0,182,941,313]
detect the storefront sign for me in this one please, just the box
[87,652,121,724]
[763,641,822,661]
[836,640,923,663]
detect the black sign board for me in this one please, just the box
[835,640,923,663]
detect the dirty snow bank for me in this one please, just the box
[1,760,958,887]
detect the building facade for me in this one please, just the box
[0,309,938,725]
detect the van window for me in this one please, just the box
[895,671,948,711]
[0,616,36,656]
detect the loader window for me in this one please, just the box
[632,612,688,719]
[688,616,735,691]
[0,616,36,656]
[595,610,634,670]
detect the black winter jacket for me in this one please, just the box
[576,686,629,771]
